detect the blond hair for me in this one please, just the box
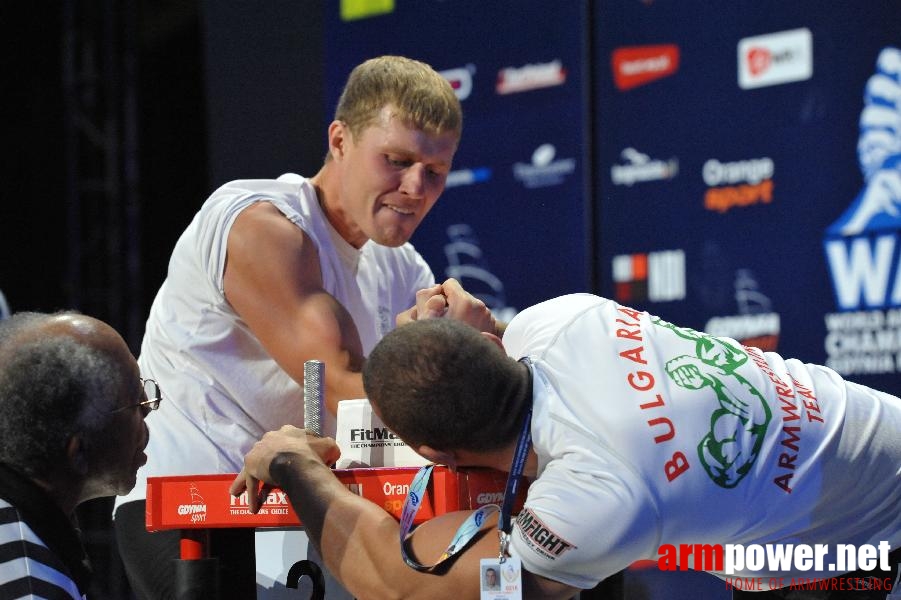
[334,55,462,142]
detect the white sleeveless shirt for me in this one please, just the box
[117,175,434,506]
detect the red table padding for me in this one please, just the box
[146,466,520,532]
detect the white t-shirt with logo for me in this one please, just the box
[503,293,901,588]
[117,174,434,507]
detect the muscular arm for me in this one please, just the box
[223,202,366,414]
[231,427,578,600]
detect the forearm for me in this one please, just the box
[242,291,367,414]
[240,434,576,600]
[256,447,571,599]
[269,454,416,599]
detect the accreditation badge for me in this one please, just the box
[480,557,522,600]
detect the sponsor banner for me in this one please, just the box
[704,269,781,351]
[339,0,394,22]
[146,468,521,531]
[334,398,430,468]
[612,250,686,303]
[439,64,476,101]
[611,44,680,91]
[610,148,679,186]
[738,28,813,90]
[496,60,567,95]
[702,157,775,213]
[445,167,492,189]
[706,313,781,352]
[513,144,577,189]
[459,468,526,510]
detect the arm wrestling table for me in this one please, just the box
[145,466,519,599]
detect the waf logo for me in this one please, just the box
[611,44,679,91]
[822,47,901,377]
[612,250,686,303]
[738,28,812,89]
[824,46,901,312]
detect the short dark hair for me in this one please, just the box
[0,312,125,477]
[363,319,526,452]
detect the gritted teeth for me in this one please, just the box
[385,204,414,215]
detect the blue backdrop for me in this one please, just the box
[593,1,901,396]
[324,0,592,325]
[320,2,900,598]
[326,0,901,396]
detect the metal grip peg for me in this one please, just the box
[303,360,324,436]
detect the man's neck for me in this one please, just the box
[455,442,538,478]
[309,164,366,249]
[474,359,535,476]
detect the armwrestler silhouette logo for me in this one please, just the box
[823,47,901,312]
[652,318,772,488]
[830,47,901,237]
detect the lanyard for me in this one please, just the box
[497,406,532,561]
[398,405,533,571]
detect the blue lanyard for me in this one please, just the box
[499,407,532,534]
[398,406,533,571]
[497,406,532,561]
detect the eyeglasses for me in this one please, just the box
[109,378,163,414]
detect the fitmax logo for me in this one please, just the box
[350,427,400,442]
